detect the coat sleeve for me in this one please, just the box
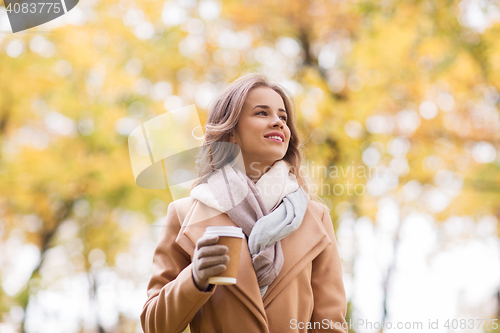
[140,201,217,333]
[309,205,348,333]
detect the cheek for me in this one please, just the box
[244,124,265,142]
[238,128,260,147]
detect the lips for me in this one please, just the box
[264,132,285,142]
[265,136,283,143]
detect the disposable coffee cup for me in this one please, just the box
[204,226,244,285]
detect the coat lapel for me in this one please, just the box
[173,198,331,324]
[262,201,331,307]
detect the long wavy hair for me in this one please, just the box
[190,70,322,204]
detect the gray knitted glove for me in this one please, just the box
[192,234,229,291]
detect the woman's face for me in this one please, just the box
[230,86,291,174]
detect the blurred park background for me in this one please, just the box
[1,0,500,332]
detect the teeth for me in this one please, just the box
[265,135,283,142]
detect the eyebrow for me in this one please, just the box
[252,105,287,114]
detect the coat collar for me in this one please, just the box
[173,197,332,326]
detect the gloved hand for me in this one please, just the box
[192,234,230,292]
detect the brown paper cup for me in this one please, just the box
[204,226,244,285]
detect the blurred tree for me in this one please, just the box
[0,0,499,331]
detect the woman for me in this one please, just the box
[140,72,348,333]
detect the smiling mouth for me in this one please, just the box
[264,136,284,143]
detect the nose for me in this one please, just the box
[270,115,284,129]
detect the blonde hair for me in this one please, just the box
[191,70,323,205]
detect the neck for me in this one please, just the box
[242,158,275,183]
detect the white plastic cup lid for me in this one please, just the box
[204,226,244,238]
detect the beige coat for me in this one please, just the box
[141,196,348,333]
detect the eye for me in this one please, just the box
[257,110,287,122]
